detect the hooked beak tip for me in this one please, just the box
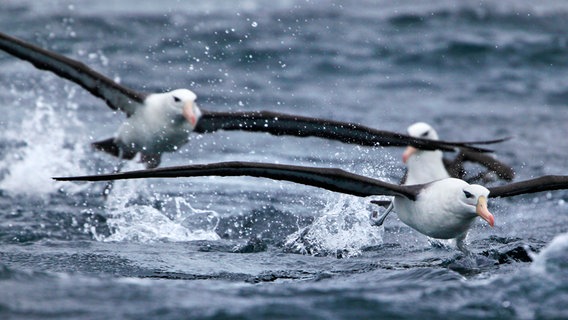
[486,215,495,227]
[476,196,494,227]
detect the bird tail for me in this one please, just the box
[92,138,136,160]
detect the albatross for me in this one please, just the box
[53,161,568,252]
[0,31,506,170]
[402,122,515,184]
[371,122,515,226]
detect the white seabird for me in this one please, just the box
[53,161,568,251]
[372,122,514,227]
[0,32,507,169]
[402,122,452,184]
[0,32,200,169]
[402,122,515,185]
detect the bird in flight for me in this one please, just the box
[371,122,515,227]
[54,161,567,252]
[0,32,507,171]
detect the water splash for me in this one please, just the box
[284,194,384,258]
[0,95,89,197]
[98,178,220,243]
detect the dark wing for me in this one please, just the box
[53,161,422,200]
[194,110,506,153]
[0,32,145,115]
[444,149,515,182]
[488,175,568,198]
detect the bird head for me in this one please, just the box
[459,183,494,227]
[167,89,201,128]
[402,122,440,163]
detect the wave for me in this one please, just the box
[531,231,568,275]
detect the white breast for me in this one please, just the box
[405,150,450,185]
[394,179,476,239]
[116,96,192,154]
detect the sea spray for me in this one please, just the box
[0,95,89,197]
[282,156,394,258]
[284,194,384,258]
[99,176,220,242]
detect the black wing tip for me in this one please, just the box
[466,136,514,145]
[53,175,97,181]
[446,136,513,153]
[53,176,76,181]
[53,176,69,181]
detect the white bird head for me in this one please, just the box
[401,122,450,185]
[164,88,201,128]
[407,122,439,140]
[403,122,440,163]
[458,183,494,227]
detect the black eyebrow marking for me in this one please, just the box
[463,190,474,199]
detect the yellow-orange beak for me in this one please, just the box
[476,196,494,227]
[182,102,198,126]
[402,146,417,163]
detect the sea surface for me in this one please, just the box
[1,0,567,319]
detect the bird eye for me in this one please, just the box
[420,131,429,137]
[173,96,181,102]
[463,190,474,199]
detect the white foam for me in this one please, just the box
[285,194,384,258]
[98,178,220,243]
[0,96,90,197]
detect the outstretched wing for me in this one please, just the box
[195,110,506,153]
[53,161,422,200]
[444,149,515,182]
[488,175,568,198]
[0,32,145,115]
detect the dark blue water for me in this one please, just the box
[1,1,568,319]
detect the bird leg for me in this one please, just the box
[369,201,394,227]
[455,233,471,255]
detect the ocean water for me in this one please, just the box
[1,0,567,319]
